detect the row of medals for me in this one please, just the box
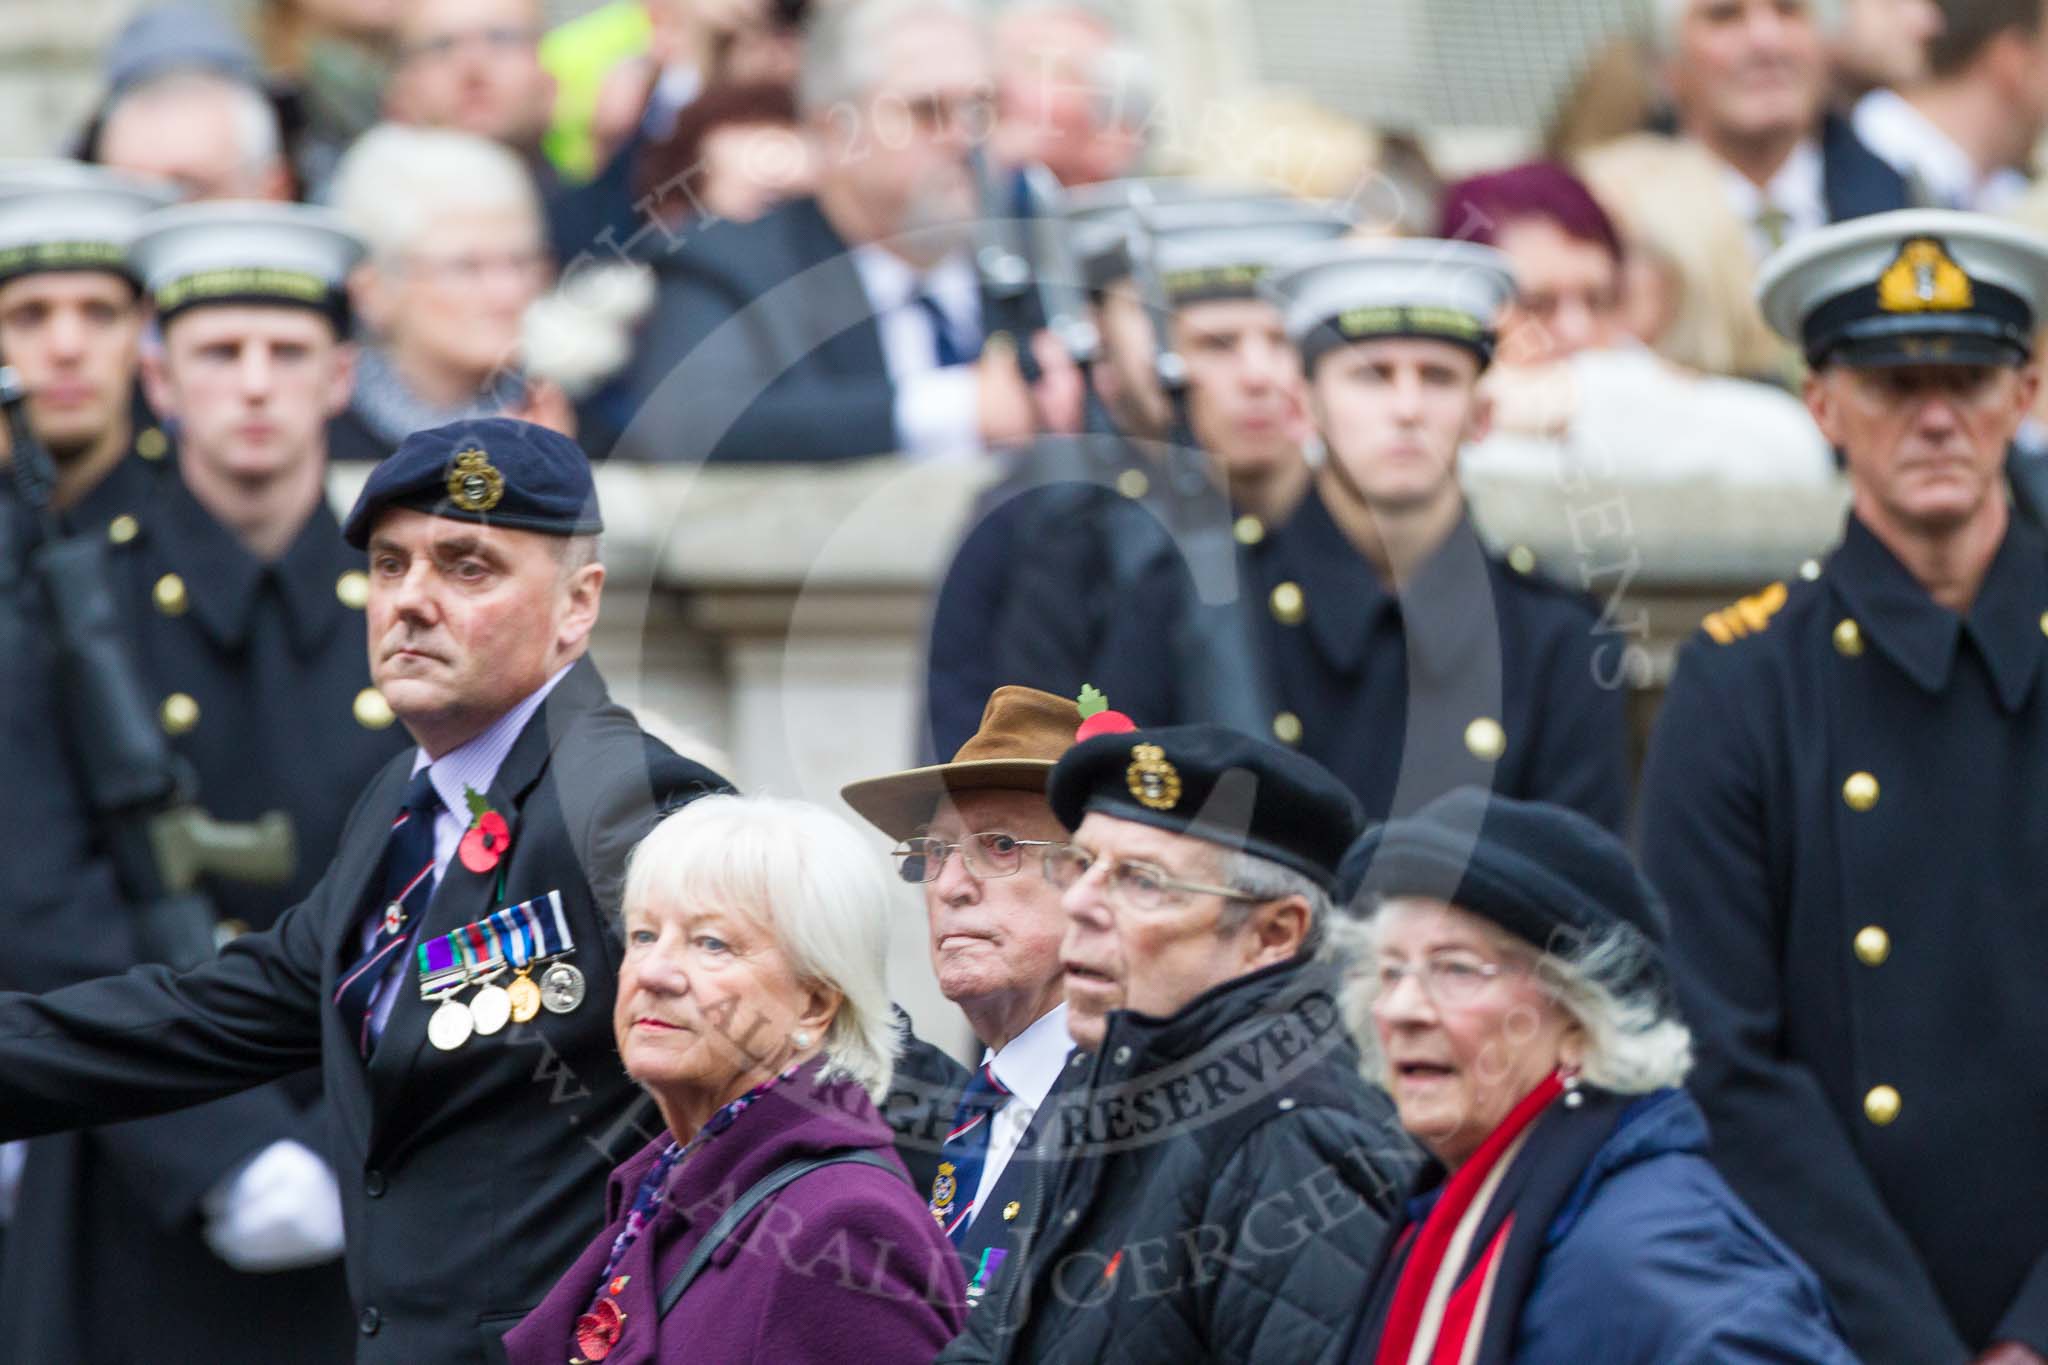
[424,955,586,1051]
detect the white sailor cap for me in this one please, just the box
[1757,208,2048,368]
[1264,238,1517,370]
[1060,178,1272,290]
[1141,195,1356,305]
[128,200,366,329]
[0,160,178,286]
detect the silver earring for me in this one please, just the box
[792,1030,813,1049]
[1562,1067,1584,1109]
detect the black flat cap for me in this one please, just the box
[1048,723,1362,890]
[342,417,604,549]
[1338,787,1670,996]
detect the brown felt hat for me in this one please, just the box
[842,686,1082,840]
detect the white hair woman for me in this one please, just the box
[503,795,966,1364]
[1328,788,1854,1365]
[327,122,572,455]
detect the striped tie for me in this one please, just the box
[333,769,441,1057]
[932,1060,1012,1243]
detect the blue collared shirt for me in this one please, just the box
[363,662,576,1035]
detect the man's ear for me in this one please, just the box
[323,341,358,420]
[1803,368,1839,447]
[1247,895,1311,966]
[140,341,178,422]
[555,560,606,657]
[1465,381,1494,447]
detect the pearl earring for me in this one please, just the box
[1561,1066,1584,1109]
[792,1030,814,1049]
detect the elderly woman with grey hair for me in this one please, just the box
[503,795,965,1364]
[326,122,576,458]
[1325,788,1852,1365]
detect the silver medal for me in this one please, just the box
[469,982,512,1035]
[539,961,586,1014]
[427,996,474,1050]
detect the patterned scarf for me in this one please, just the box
[1352,1072,1630,1365]
[347,344,527,450]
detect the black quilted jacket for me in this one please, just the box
[936,955,1416,1364]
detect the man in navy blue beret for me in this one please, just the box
[938,721,1411,1364]
[0,415,734,1364]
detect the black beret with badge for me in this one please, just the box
[1757,208,2048,368]
[1338,786,1672,999]
[342,416,604,548]
[1047,722,1364,890]
[1264,237,1517,373]
[0,159,178,287]
[126,199,363,331]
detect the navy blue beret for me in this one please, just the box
[1048,723,1363,890]
[1338,787,1671,995]
[342,417,603,549]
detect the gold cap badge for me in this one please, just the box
[1878,238,1972,315]
[447,447,505,513]
[1125,743,1183,811]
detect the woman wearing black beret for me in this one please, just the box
[1328,788,1853,1364]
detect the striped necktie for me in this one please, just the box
[932,1060,1012,1242]
[333,768,441,1057]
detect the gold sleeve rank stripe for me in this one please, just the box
[1702,581,1789,645]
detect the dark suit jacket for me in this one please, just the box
[611,196,902,463]
[0,658,730,1365]
[1819,111,1913,220]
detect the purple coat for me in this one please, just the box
[502,1065,966,1364]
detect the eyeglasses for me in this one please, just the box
[1039,843,1251,913]
[891,831,1062,884]
[399,26,541,64]
[1369,953,1517,1008]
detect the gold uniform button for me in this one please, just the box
[1863,1084,1901,1127]
[1002,1201,1021,1222]
[1798,558,1822,582]
[1842,771,1879,811]
[153,573,188,616]
[1507,545,1537,576]
[1853,925,1890,966]
[1233,514,1266,546]
[2039,611,2048,638]
[135,426,169,461]
[1115,468,1150,500]
[107,514,139,546]
[1464,717,1507,762]
[354,687,396,731]
[1832,619,1863,657]
[336,570,370,610]
[159,692,200,735]
[1269,581,1306,625]
[1272,710,1303,745]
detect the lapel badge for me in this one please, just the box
[930,1161,958,1214]
[446,446,505,512]
[1125,743,1182,811]
[1878,238,1972,314]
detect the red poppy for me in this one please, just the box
[1074,683,1136,741]
[459,811,511,874]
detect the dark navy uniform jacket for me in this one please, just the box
[110,469,409,930]
[1638,513,2048,1362]
[923,429,1280,758]
[1246,486,1630,829]
[0,438,358,1362]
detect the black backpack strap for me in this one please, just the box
[657,1148,907,1318]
